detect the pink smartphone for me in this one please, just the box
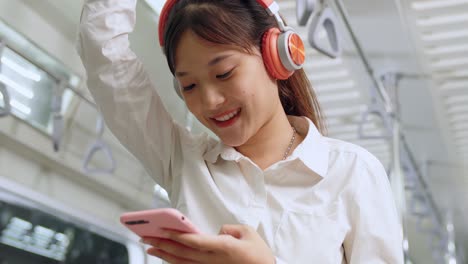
[120,208,200,239]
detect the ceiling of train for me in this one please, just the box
[11,0,468,260]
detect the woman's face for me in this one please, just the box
[174,30,284,147]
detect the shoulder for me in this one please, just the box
[323,137,394,209]
[324,136,385,172]
[172,120,215,154]
[322,136,389,195]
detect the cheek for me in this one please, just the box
[240,86,251,97]
[237,77,270,103]
[235,70,262,98]
[232,85,256,106]
[184,100,201,119]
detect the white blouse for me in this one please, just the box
[77,0,404,263]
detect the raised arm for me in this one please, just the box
[76,0,180,190]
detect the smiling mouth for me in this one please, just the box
[212,109,240,121]
[210,108,241,128]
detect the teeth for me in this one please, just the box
[214,109,239,121]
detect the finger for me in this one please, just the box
[162,229,226,252]
[147,247,200,264]
[219,224,250,239]
[143,237,208,261]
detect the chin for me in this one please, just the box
[218,134,247,147]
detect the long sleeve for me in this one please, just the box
[343,156,405,263]
[76,0,182,190]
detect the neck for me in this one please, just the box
[235,112,301,170]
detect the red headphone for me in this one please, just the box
[158,0,306,81]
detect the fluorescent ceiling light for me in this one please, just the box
[1,217,68,261]
[447,104,468,114]
[305,58,343,69]
[325,118,344,126]
[451,69,468,76]
[437,69,468,79]
[422,29,468,42]
[412,0,468,10]
[366,147,391,156]
[9,217,32,228]
[332,127,385,137]
[328,124,359,134]
[332,133,358,141]
[316,80,355,92]
[318,91,360,103]
[417,13,468,27]
[453,122,468,131]
[426,44,468,55]
[449,114,468,124]
[324,105,366,117]
[329,129,364,140]
[1,57,41,82]
[458,145,468,153]
[55,233,69,243]
[366,152,390,161]
[33,226,55,247]
[445,94,468,105]
[432,57,468,68]
[326,115,371,126]
[328,124,382,138]
[440,80,468,90]
[10,99,31,115]
[454,130,468,140]
[309,70,350,82]
[0,74,34,99]
[457,137,468,146]
[373,154,390,163]
[354,140,390,149]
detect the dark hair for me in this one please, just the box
[162,0,326,134]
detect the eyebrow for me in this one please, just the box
[175,54,233,77]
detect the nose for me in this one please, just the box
[200,84,225,110]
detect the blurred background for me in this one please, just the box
[0,0,466,263]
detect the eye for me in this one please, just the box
[216,69,234,79]
[182,84,196,91]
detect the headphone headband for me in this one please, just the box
[158,0,281,47]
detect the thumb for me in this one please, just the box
[219,224,249,239]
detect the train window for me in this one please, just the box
[0,200,129,264]
[0,19,78,134]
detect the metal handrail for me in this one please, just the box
[82,115,116,175]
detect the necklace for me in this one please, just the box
[282,126,297,160]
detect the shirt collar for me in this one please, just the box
[288,116,330,178]
[203,140,242,163]
[203,116,330,178]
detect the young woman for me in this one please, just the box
[77,0,403,263]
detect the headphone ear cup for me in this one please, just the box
[173,77,183,99]
[278,31,305,71]
[261,28,294,80]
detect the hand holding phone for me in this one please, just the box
[120,208,200,239]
